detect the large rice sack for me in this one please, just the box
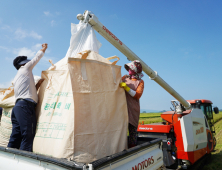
[0,76,42,147]
[0,107,13,147]
[33,50,128,163]
[0,87,15,147]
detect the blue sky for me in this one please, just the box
[0,0,221,111]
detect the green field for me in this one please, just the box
[139,111,222,125]
[202,114,222,170]
[139,111,222,169]
[139,112,162,124]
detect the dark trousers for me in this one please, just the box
[7,100,37,152]
[128,123,137,148]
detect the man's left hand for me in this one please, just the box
[36,79,45,91]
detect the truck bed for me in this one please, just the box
[0,137,163,170]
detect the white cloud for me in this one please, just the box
[30,31,42,39]
[14,28,42,40]
[51,20,55,27]
[5,57,13,62]
[2,44,50,62]
[0,80,13,88]
[13,44,45,58]
[1,25,12,31]
[13,47,36,58]
[15,28,27,39]
[43,11,60,26]
[1,46,14,61]
[44,11,52,16]
[32,43,42,50]
[45,49,50,54]
[0,46,10,52]
[44,11,60,16]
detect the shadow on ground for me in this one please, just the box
[180,150,222,170]
[202,150,222,170]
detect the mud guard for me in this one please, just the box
[162,140,175,166]
[162,150,175,166]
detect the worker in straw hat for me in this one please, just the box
[7,43,48,152]
[119,60,144,148]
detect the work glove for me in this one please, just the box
[119,82,131,92]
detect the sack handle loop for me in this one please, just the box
[79,50,91,59]
[106,56,120,65]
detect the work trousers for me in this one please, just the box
[7,100,37,152]
[128,123,138,148]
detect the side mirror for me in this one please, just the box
[214,107,219,114]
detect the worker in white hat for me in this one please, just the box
[120,60,144,148]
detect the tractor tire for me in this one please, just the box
[207,132,213,152]
[213,136,216,149]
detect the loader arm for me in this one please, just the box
[77,10,191,110]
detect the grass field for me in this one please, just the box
[139,111,222,169]
[202,114,222,170]
[139,111,222,125]
[139,112,162,124]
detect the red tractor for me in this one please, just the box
[137,99,219,169]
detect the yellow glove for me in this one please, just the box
[119,82,131,92]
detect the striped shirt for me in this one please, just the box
[13,51,44,103]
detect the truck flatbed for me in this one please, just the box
[0,137,163,170]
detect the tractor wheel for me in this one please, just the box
[213,136,216,149]
[207,132,213,152]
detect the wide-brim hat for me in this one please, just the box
[124,63,130,71]
[124,60,144,79]
[124,60,142,73]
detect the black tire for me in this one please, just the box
[165,163,178,170]
[213,136,216,149]
[207,132,213,151]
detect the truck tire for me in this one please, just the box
[165,163,178,170]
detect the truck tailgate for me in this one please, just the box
[89,138,163,170]
[0,138,163,170]
[0,146,85,170]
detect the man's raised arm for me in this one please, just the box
[26,43,48,70]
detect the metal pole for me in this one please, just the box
[78,11,191,110]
